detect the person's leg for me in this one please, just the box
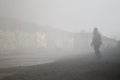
[96,47,102,58]
[94,46,102,58]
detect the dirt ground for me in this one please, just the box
[0,49,120,80]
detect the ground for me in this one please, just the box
[0,49,120,80]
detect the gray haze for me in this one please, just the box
[0,0,120,39]
[0,1,120,79]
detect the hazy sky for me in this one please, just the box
[0,0,120,39]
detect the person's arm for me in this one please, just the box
[91,35,94,46]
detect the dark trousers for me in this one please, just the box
[94,45,102,58]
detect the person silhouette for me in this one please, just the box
[91,28,102,58]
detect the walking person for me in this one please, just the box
[91,28,102,58]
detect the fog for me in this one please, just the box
[0,0,120,80]
[0,0,120,39]
[0,1,120,80]
[0,0,119,67]
[0,17,117,68]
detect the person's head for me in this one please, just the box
[93,27,99,34]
